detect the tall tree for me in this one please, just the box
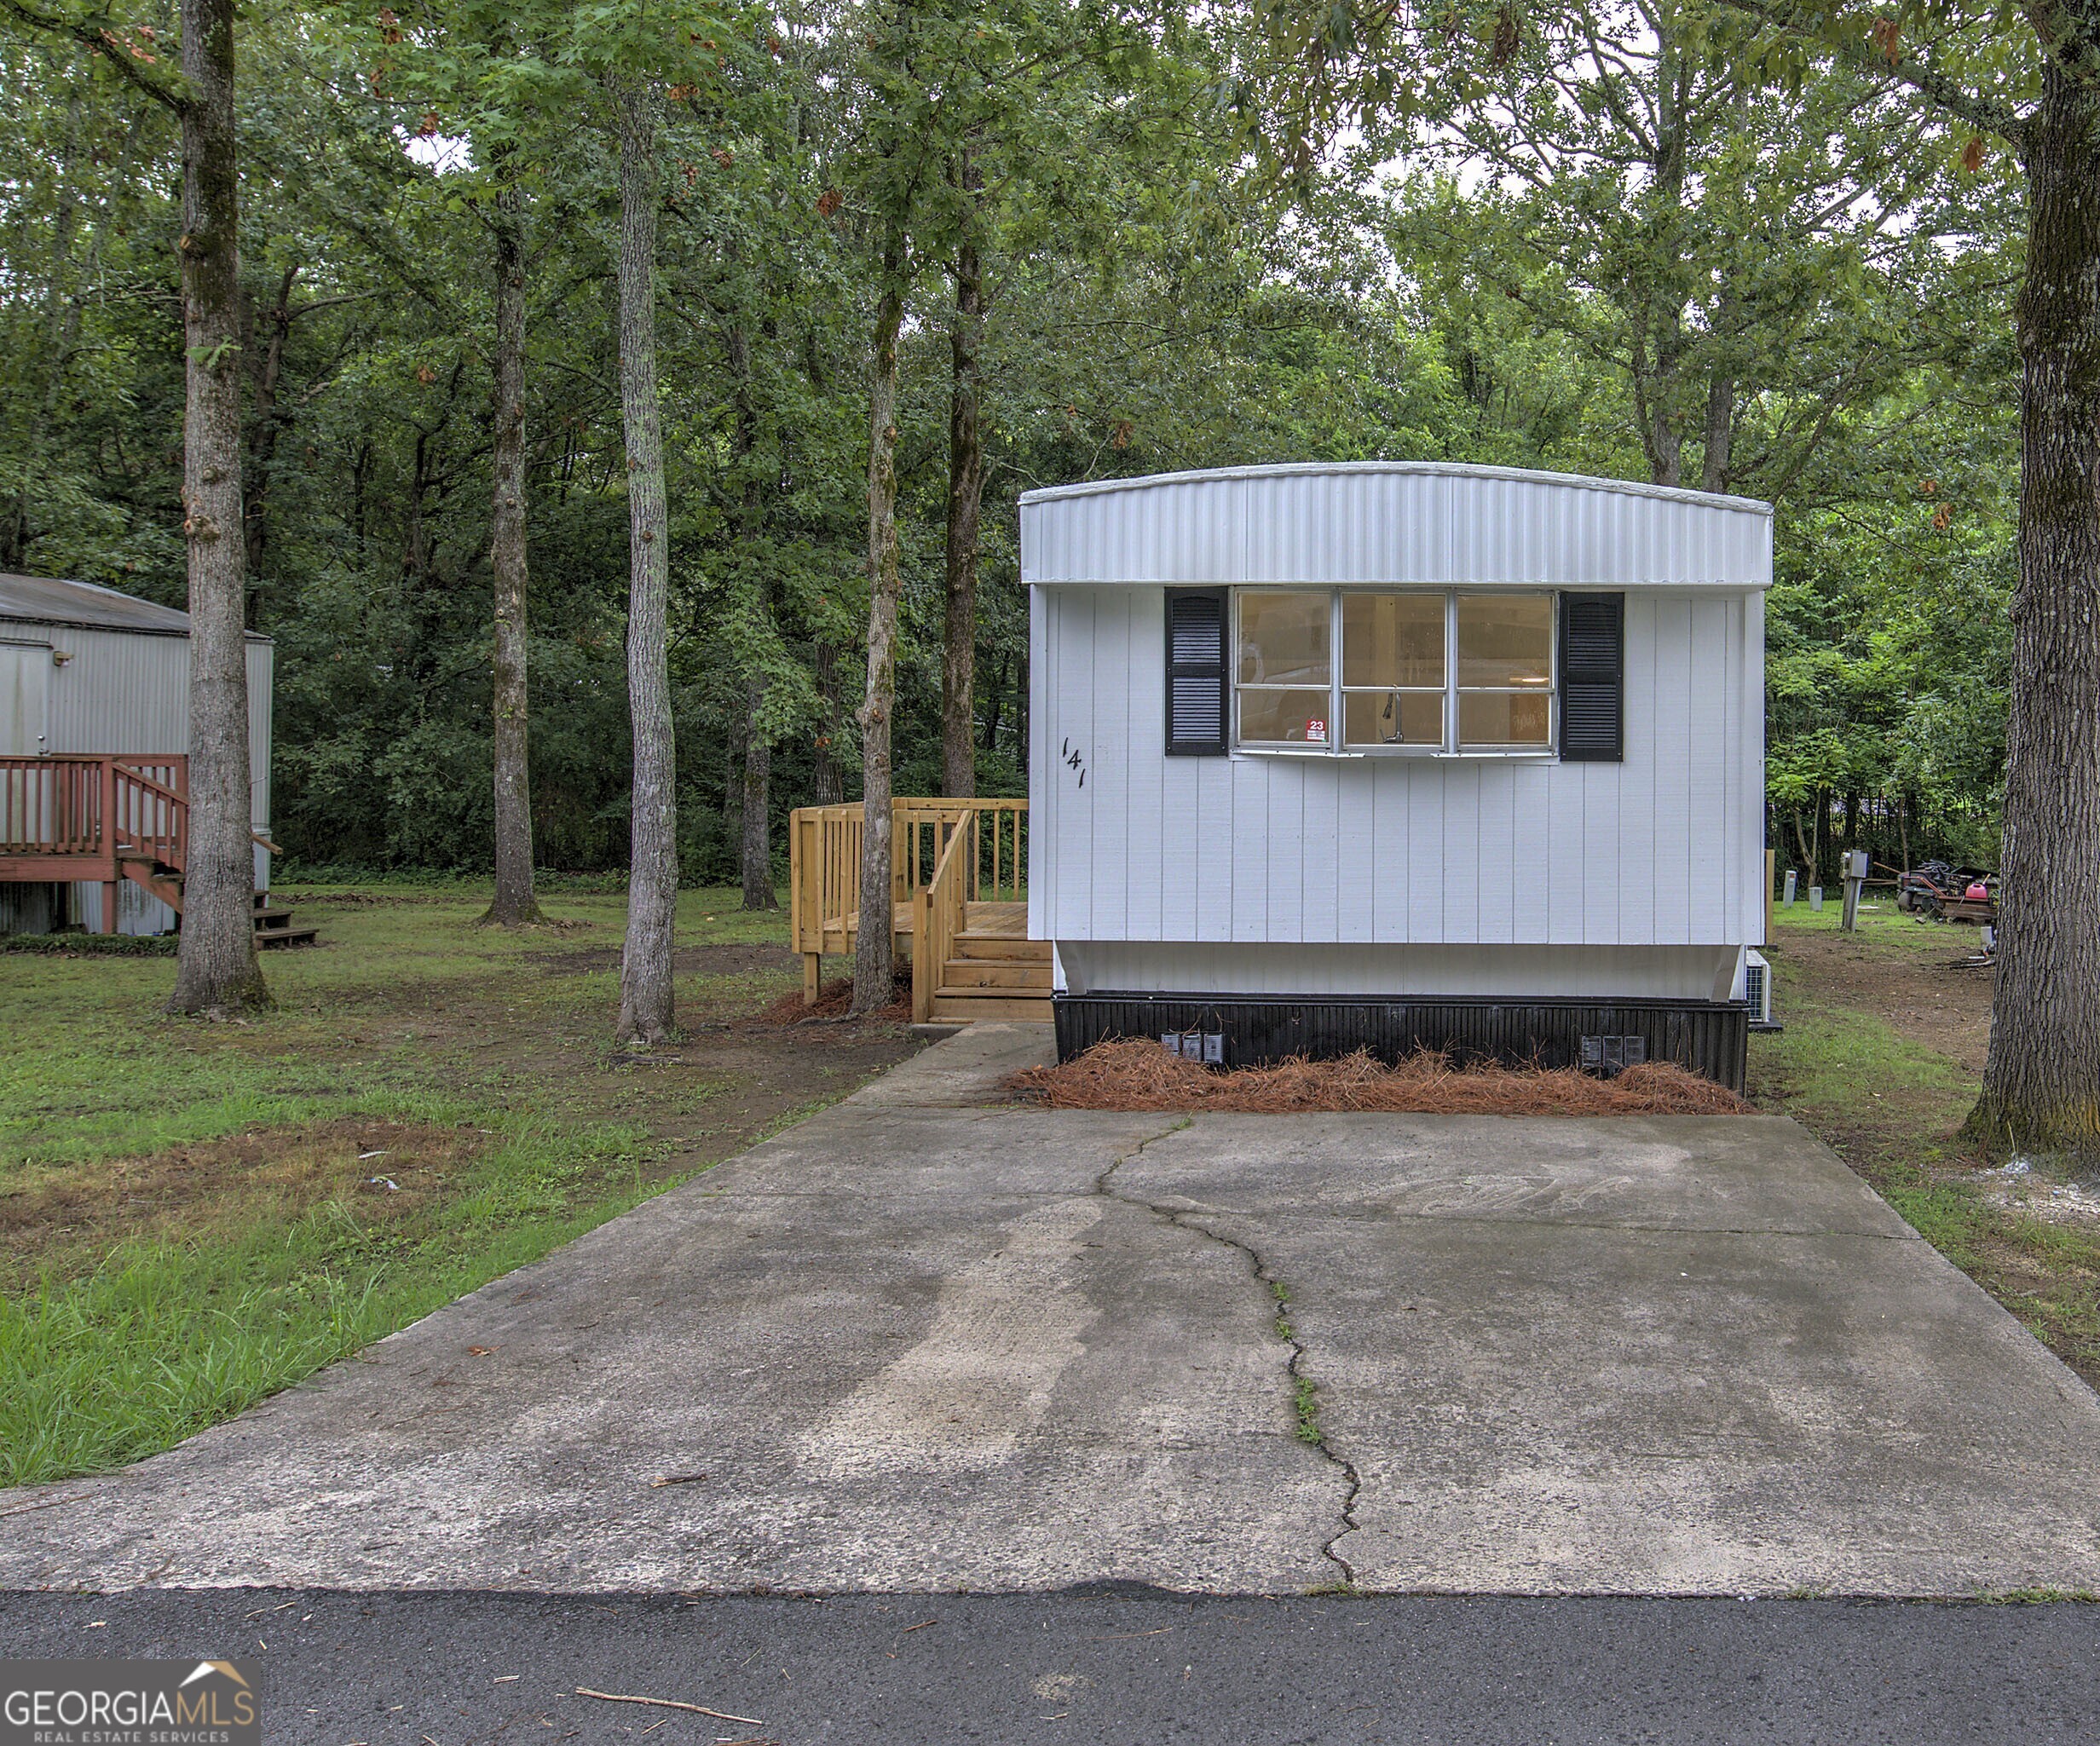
[609,72,678,1043]
[2,0,268,1011]
[853,223,908,1012]
[1711,7,2100,1158]
[482,145,544,925]
[165,0,267,1014]
[941,147,985,798]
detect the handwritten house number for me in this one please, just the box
[1062,739,1087,789]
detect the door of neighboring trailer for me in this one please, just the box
[0,638,50,755]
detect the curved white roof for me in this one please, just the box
[1019,462,1772,590]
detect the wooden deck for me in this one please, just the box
[788,800,1047,1021]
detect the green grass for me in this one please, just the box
[1752,907,2100,1383]
[0,884,899,1487]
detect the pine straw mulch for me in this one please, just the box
[756,971,913,1026]
[1007,1037,1750,1116]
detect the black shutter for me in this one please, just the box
[1559,591,1624,762]
[1165,588,1228,756]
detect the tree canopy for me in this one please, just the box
[0,0,2026,892]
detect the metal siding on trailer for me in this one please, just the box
[1269,762,1304,942]
[1336,762,1374,944]
[1618,594,1659,947]
[1744,590,1768,944]
[1652,596,1695,942]
[1303,759,1340,944]
[1477,761,1517,942]
[1509,762,1550,940]
[1021,464,1772,958]
[1444,766,1481,944]
[1195,754,1233,942]
[1232,757,1269,942]
[1027,585,1047,942]
[1058,940,1739,998]
[1687,596,1728,939]
[1546,757,1584,944]
[1092,589,1129,938]
[46,625,188,754]
[1405,768,1443,940]
[1051,589,1095,937]
[1022,464,1772,590]
[1370,759,1407,939]
[1126,590,1166,939]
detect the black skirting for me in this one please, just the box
[1053,992,1751,1091]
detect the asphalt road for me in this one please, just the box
[3,1588,2096,1745]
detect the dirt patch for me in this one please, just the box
[532,943,803,978]
[756,972,913,1026]
[1,1120,490,1288]
[1009,1039,1748,1115]
[1770,925,1994,1073]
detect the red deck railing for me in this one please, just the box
[0,753,191,930]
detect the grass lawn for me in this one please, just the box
[0,885,914,1488]
[1751,899,2100,1390]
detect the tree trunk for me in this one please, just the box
[941,213,984,798]
[741,678,777,908]
[609,77,677,1044]
[483,155,541,927]
[167,0,267,1017]
[852,239,908,1015]
[811,641,842,804]
[1702,366,1735,496]
[1970,62,2100,1161]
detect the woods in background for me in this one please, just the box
[0,0,2025,900]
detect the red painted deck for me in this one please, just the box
[0,752,189,931]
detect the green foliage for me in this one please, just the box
[0,0,2020,877]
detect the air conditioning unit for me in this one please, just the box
[1744,949,1780,1030]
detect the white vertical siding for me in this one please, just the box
[1036,584,1761,949]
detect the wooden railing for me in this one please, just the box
[0,754,193,931]
[912,816,975,1023]
[0,754,189,867]
[789,797,1028,1003]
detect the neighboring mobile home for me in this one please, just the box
[0,573,273,935]
[1022,463,1770,1087]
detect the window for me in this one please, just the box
[1234,589,1555,754]
[1237,591,1332,746]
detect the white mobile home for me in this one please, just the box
[1022,463,1770,1086]
[0,573,273,935]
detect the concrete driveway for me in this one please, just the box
[4,1027,2098,1597]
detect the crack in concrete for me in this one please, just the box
[1093,1121,1362,1591]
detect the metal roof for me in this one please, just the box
[0,573,269,641]
[1019,462,1774,591]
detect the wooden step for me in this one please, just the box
[257,925,320,949]
[929,990,1054,1023]
[952,931,1052,962]
[940,959,1053,989]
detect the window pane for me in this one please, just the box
[1343,689,1444,748]
[1342,593,1445,688]
[1458,689,1551,747]
[1238,592,1330,686]
[1457,594,1553,687]
[1240,689,1332,745]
